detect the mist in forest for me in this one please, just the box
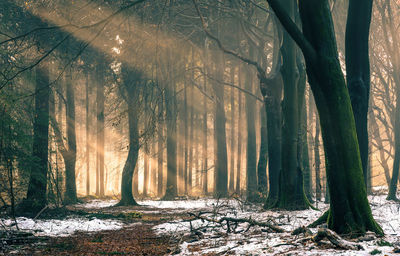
[1,0,400,255]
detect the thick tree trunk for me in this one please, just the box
[275,0,308,210]
[345,0,373,187]
[64,70,77,204]
[262,75,282,208]
[299,0,382,235]
[25,60,50,213]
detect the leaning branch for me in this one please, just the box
[265,0,317,62]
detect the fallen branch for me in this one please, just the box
[312,228,363,250]
[188,212,284,233]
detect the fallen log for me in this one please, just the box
[312,228,363,250]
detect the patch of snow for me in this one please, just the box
[79,199,119,209]
[1,217,124,237]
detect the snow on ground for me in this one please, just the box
[78,199,119,209]
[153,195,400,255]
[1,217,124,237]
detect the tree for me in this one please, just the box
[24,60,50,214]
[267,0,383,235]
[345,0,373,187]
[117,66,141,206]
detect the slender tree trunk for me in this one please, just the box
[213,52,228,198]
[96,66,105,197]
[202,74,208,195]
[257,105,268,196]
[315,114,321,201]
[158,94,164,197]
[229,65,236,192]
[64,69,77,204]
[118,102,139,206]
[245,64,258,202]
[143,146,149,197]
[162,81,178,200]
[85,72,90,196]
[25,60,50,213]
[387,92,400,200]
[184,83,189,195]
[236,69,243,195]
[188,87,194,195]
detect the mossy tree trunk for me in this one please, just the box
[25,60,50,213]
[267,0,383,236]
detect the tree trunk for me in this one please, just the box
[387,92,400,200]
[267,0,383,235]
[229,65,236,192]
[85,72,90,196]
[213,52,228,198]
[245,64,258,202]
[118,102,139,206]
[275,0,308,210]
[96,68,105,197]
[158,94,164,197]
[257,105,268,196]
[25,60,50,213]
[345,0,373,187]
[236,81,243,195]
[162,83,178,200]
[262,74,282,208]
[64,69,77,204]
[315,114,321,201]
[143,146,149,197]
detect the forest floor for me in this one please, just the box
[1,194,400,255]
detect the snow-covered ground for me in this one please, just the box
[153,195,400,255]
[1,217,124,237]
[1,195,399,255]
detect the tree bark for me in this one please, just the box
[25,60,50,213]
[267,0,383,235]
[345,0,373,187]
[213,52,228,198]
[64,69,77,204]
